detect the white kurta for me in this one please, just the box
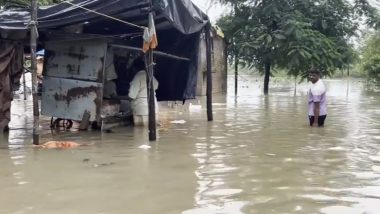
[128,70,158,116]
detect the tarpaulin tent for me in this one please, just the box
[0,0,215,142]
[0,0,208,34]
[0,0,209,101]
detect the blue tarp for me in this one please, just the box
[36,49,45,56]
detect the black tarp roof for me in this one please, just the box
[0,0,208,35]
[0,0,210,101]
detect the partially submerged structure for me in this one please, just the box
[0,0,220,139]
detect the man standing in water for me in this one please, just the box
[128,58,159,126]
[308,68,327,127]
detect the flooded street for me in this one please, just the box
[1,76,380,214]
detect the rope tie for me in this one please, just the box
[27,20,39,38]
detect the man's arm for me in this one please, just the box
[313,102,320,127]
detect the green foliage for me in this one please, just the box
[360,31,380,80]
[362,55,380,79]
[0,0,62,8]
[353,0,380,29]
[217,0,363,83]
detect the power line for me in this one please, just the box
[61,1,146,30]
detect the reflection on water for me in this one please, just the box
[0,77,380,214]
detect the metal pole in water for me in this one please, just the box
[30,0,39,145]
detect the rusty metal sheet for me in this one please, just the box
[44,40,107,82]
[41,77,102,121]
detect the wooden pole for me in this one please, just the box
[264,63,270,95]
[346,65,350,98]
[146,11,156,141]
[110,44,190,61]
[146,48,156,141]
[294,76,297,96]
[30,0,39,145]
[22,57,27,100]
[234,55,238,96]
[205,23,213,121]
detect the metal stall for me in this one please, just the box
[41,38,125,130]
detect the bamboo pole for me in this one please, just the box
[205,23,213,121]
[30,0,39,145]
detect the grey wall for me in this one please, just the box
[196,32,227,96]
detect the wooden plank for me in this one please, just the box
[110,44,190,61]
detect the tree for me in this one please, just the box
[354,0,380,29]
[217,0,375,94]
[360,30,380,81]
[0,0,62,8]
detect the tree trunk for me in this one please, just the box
[264,63,271,95]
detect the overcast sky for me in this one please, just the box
[191,0,228,22]
[192,0,380,22]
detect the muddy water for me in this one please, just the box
[1,77,380,214]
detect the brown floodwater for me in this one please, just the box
[1,76,380,214]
